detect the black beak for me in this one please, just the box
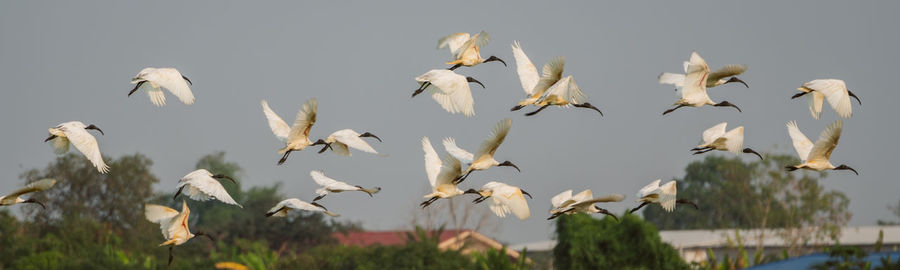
[412,82,431,98]
[310,202,328,211]
[510,105,525,111]
[484,56,507,67]
[182,75,192,85]
[195,231,215,242]
[466,77,485,89]
[742,148,763,160]
[212,174,237,184]
[836,164,859,175]
[791,92,809,99]
[599,208,619,222]
[520,190,533,199]
[128,81,145,96]
[847,90,862,105]
[359,132,382,142]
[725,77,749,88]
[44,135,57,142]
[312,139,333,154]
[573,103,603,116]
[714,101,742,113]
[23,198,46,209]
[173,186,185,201]
[499,161,521,172]
[86,124,104,135]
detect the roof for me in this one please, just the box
[332,230,469,247]
[509,226,900,252]
[748,251,900,270]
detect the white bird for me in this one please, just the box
[451,119,520,184]
[173,169,241,208]
[690,122,763,160]
[548,189,624,220]
[265,198,339,217]
[0,178,56,209]
[437,31,506,70]
[509,41,602,116]
[466,181,532,220]
[662,52,742,115]
[411,69,484,117]
[786,120,857,174]
[44,121,109,173]
[310,170,381,201]
[629,179,697,213]
[129,67,195,106]
[145,201,214,266]
[316,129,383,156]
[261,99,328,165]
[659,60,748,89]
[419,137,469,208]
[791,79,861,119]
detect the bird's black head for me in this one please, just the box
[484,56,507,67]
[212,174,238,184]
[714,101,742,113]
[466,77,485,89]
[499,161,520,172]
[520,189,533,199]
[742,148,763,160]
[85,124,104,135]
[725,77,749,88]
[835,164,858,175]
[23,198,46,209]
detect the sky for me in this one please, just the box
[1,1,898,245]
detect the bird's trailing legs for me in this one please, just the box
[43,135,57,142]
[713,101,742,112]
[420,197,439,208]
[662,105,687,115]
[168,245,174,266]
[277,150,293,165]
[629,202,651,213]
[129,81,145,96]
[547,208,575,220]
[312,139,334,154]
[412,82,432,98]
[791,91,809,99]
[525,105,550,116]
[573,103,603,116]
[312,194,326,202]
[359,132,382,142]
[510,104,526,111]
[173,186,186,201]
[447,64,463,71]
[453,170,475,185]
[742,148,764,160]
[676,199,699,210]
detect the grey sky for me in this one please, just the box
[1,1,897,244]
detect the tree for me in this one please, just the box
[553,213,689,270]
[642,154,851,256]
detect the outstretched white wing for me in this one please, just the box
[658,181,677,212]
[658,72,686,87]
[701,122,728,145]
[637,179,662,201]
[177,170,241,207]
[435,154,462,186]
[531,57,565,98]
[437,33,471,56]
[786,121,814,161]
[422,137,441,188]
[805,79,852,119]
[310,170,357,191]
[680,52,711,101]
[331,129,378,155]
[442,137,474,164]
[707,65,747,84]
[808,120,843,162]
[512,41,539,95]
[261,100,291,141]
[490,184,531,220]
[145,204,179,224]
[4,178,56,199]
[474,119,512,161]
[287,99,317,143]
[417,70,475,117]
[61,123,108,174]
[152,68,195,106]
[551,190,573,209]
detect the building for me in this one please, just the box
[332,230,525,261]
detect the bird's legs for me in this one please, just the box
[547,208,575,220]
[43,135,57,142]
[313,194,326,201]
[312,139,334,154]
[173,186,186,201]
[128,81,145,96]
[420,197,439,208]
[412,82,432,98]
[662,105,687,115]
[359,132,382,142]
[510,104,526,111]
[692,147,715,155]
[791,91,809,99]
[277,150,293,165]
[713,101,742,112]
[447,64,463,71]
[525,105,550,116]
[573,103,603,116]
[676,199,699,210]
[629,202,650,213]
[453,170,475,185]
[168,245,174,266]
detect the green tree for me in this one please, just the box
[554,213,689,270]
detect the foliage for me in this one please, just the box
[553,213,689,270]
[472,246,530,270]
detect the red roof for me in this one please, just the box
[332,230,471,247]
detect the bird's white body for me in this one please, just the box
[266,198,338,217]
[145,201,194,246]
[0,178,56,206]
[415,70,475,117]
[322,129,378,156]
[673,52,716,107]
[635,179,678,212]
[421,137,465,200]
[787,120,844,171]
[438,31,490,67]
[310,170,378,197]
[550,189,625,215]
[176,169,241,207]
[475,181,530,220]
[511,42,588,108]
[261,99,318,153]
[797,79,853,119]
[696,122,745,154]
[131,67,194,106]
[47,121,109,173]
[659,61,747,88]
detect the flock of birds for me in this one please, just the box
[0,30,863,265]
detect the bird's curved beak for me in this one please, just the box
[520,190,533,199]
[847,90,862,105]
[466,77,485,89]
[742,148,763,160]
[725,77,749,88]
[213,174,238,184]
[485,56,507,67]
[510,104,525,111]
[500,161,521,172]
[359,132,382,142]
[86,124,104,136]
[837,164,859,175]
[182,75,192,85]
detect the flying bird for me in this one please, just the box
[629,179,697,213]
[659,60,748,89]
[44,121,109,173]
[0,178,56,209]
[411,69,484,117]
[265,198,339,217]
[548,189,624,221]
[261,99,329,165]
[466,181,532,220]
[145,201,214,266]
[316,129,382,156]
[791,79,860,119]
[173,169,241,208]
[129,67,195,106]
[509,41,601,116]
[690,122,763,160]
[310,170,381,201]
[449,119,520,184]
[419,137,468,208]
[662,52,742,115]
[437,31,506,70]
[786,120,857,175]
